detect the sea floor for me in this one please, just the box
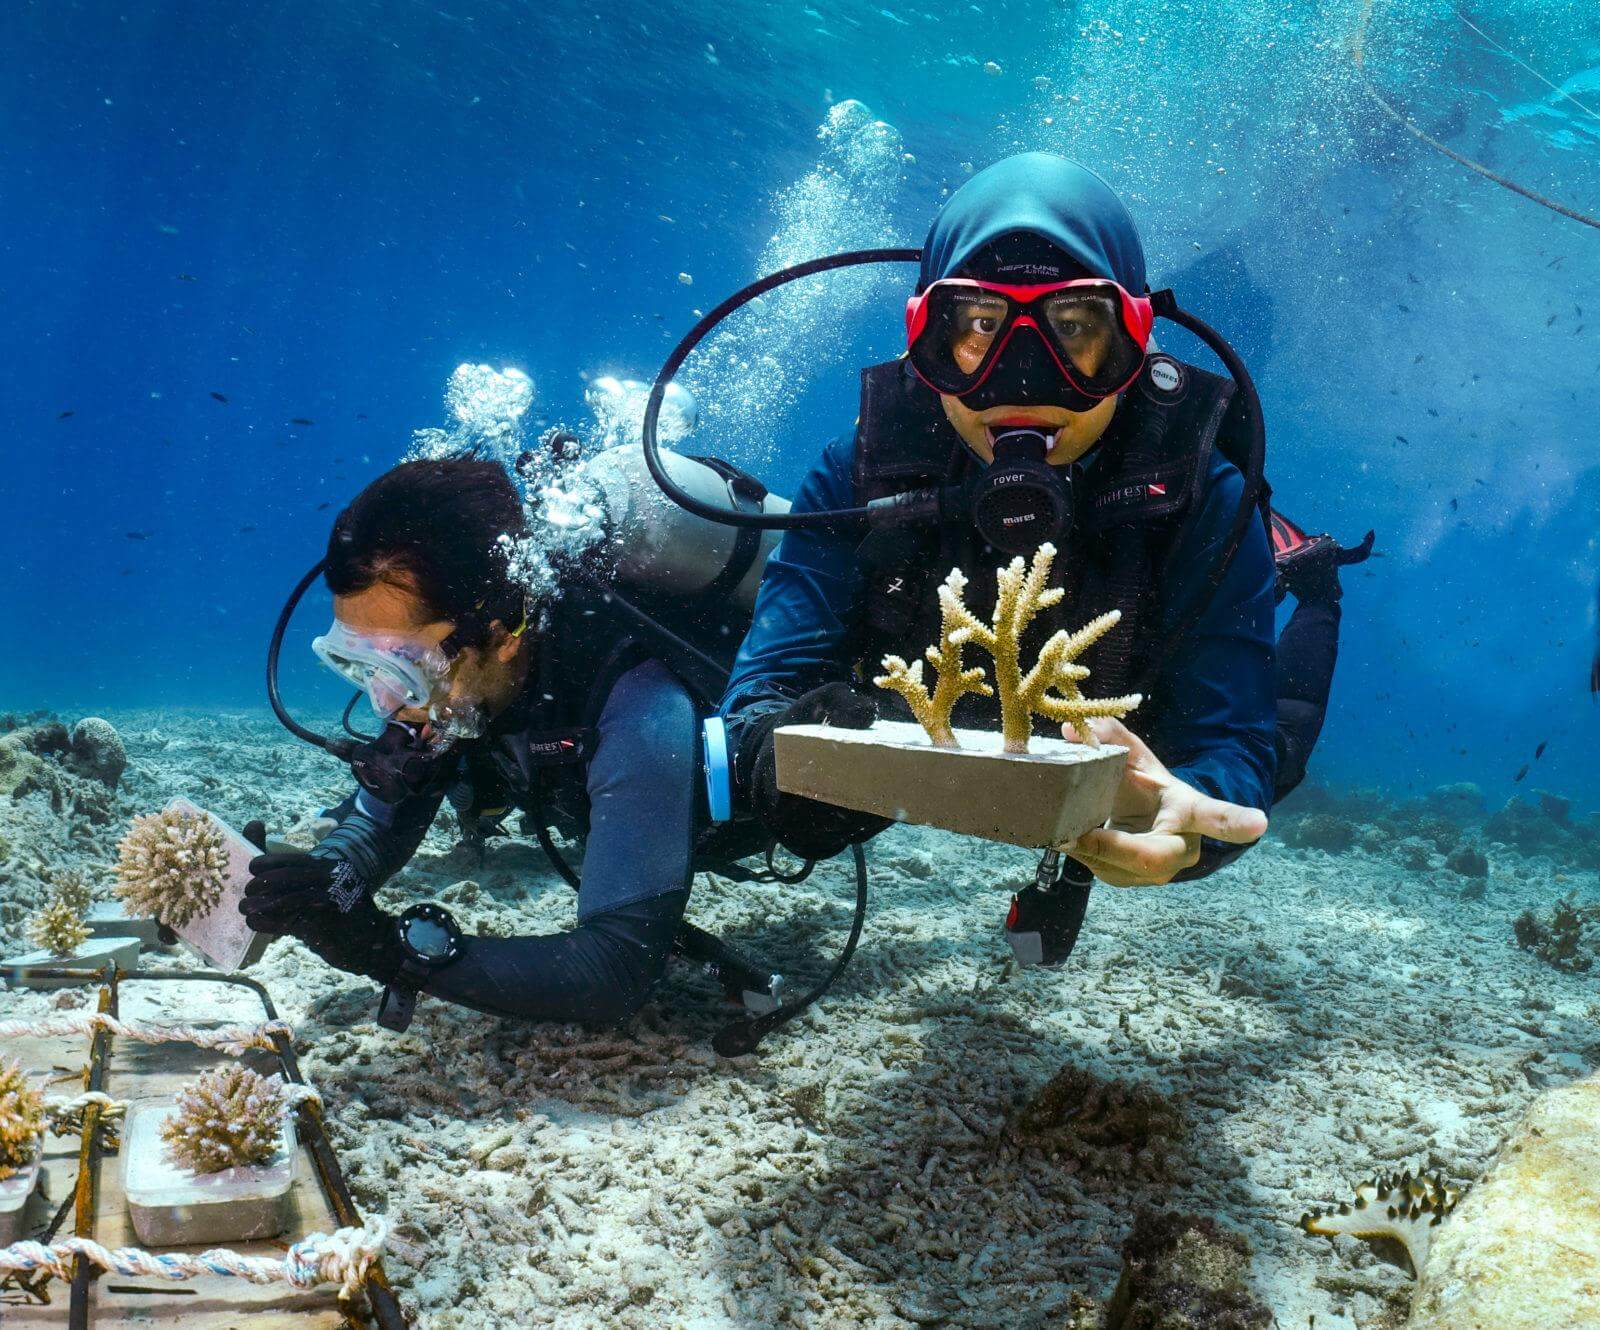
[2,708,1597,1329]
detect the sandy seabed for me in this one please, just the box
[2,709,1596,1329]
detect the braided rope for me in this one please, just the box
[45,1090,127,1134]
[0,1013,293,1057]
[0,1216,387,1300]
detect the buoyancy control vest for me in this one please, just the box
[446,560,753,844]
[849,354,1264,739]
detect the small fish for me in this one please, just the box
[176,273,196,282]
[1547,255,1564,268]
[315,501,331,510]
[1413,353,1424,364]
[290,417,314,426]
[1473,477,1486,486]
[1395,434,1409,444]
[124,531,151,541]
[238,524,256,533]
[119,568,134,576]
[1427,408,1439,417]
[1398,304,1411,313]
[1534,740,1548,759]
[1513,763,1529,783]
[356,412,368,420]
[1407,272,1420,284]
[209,391,229,403]
[57,410,74,419]
[1546,313,1558,327]
[1449,497,1458,511]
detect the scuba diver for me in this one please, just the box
[716,152,1371,967]
[245,453,791,1035]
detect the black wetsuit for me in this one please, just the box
[313,659,698,1025]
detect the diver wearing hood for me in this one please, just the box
[722,153,1306,966]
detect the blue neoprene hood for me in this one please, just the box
[918,152,1147,294]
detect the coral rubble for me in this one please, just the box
[160,1065,289,1174]
[877,542,1141,753]
[1005,1064,1181,1178]
[115,806,229,928]
[1105,1210,1272,1330]
[0,1057,46,1181]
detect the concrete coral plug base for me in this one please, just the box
[0,1142,42,1244]
[1,936,141,989]
[123,1101,296,1247]
[775,720,1127,850]
[85,900,167,947]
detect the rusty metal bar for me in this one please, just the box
[67,964,119,1330]
[113,969,408,1330]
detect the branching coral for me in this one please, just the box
[880,542,1142,753]
[160,1065,289,1174]
[874,568,993,746]
[48,869,95,914]
[0,1058,46,1180]
[27,896,89,957]
[1512,896,1600,973]
[1299,1170,1461,1278]
[115,807,229,928]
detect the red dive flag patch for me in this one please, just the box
[1148,482,1167,497]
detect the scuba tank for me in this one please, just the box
[579,444,790,610]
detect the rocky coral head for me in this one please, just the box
[115,806,229,928]
[0,1058,46,1178]
[1300,1169,1461,1278]
[160,1064,289,1174]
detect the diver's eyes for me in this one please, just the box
[972,315,1001,336]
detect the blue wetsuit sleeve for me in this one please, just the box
[1146,453,1277,876]
[719,433,864,726]
[421,660,698,1025]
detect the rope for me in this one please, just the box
[0,1216,387,1301]
[1351,0,1600,231]
[1453,6,1600,123]
[0,1013,293,1057]
[44,1090,126,1134]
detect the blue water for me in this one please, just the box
[5,0,1598,810]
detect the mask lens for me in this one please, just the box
[1041,286,1143,391]
[910,285,1013,392]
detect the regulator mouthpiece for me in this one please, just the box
[970,427,1074,554]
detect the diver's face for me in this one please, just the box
[333,578,525,732]
[938,390,1118,466]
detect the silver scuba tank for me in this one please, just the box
[579,444,790,610]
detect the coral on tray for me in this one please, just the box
[0,1058,45,1182]
[875,542,1142,754]
[160,1065,290,1174]
[27,895,89,957]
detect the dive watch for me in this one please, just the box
[377,902,465,1032]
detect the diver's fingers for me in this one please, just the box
[1072,826,1198,883]
[1065,844,1171,889]
[1182,792,1269,844]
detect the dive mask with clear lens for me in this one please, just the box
[311,621,454,719]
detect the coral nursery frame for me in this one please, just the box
[0,961,407,1330]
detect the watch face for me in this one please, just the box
[404,915,455,960]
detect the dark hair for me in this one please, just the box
[325,458,528,646]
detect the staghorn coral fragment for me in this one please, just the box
[48,869,95,914]
[0,1058,46,1180]
[27,895,89,957]
[160,1065,289,1174]
[938,542,1142,753]
[115,807,229,928]
[874,567,993,746]
[1299,1169,1460,1278]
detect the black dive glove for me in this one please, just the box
[736,682,893,861]
[238,821,403,985]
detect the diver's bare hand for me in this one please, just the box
[1060,717,1267,887]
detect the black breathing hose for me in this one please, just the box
[267,558,355,758]
[640,247,923,532]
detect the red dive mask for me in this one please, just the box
[905,277,1154,409]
